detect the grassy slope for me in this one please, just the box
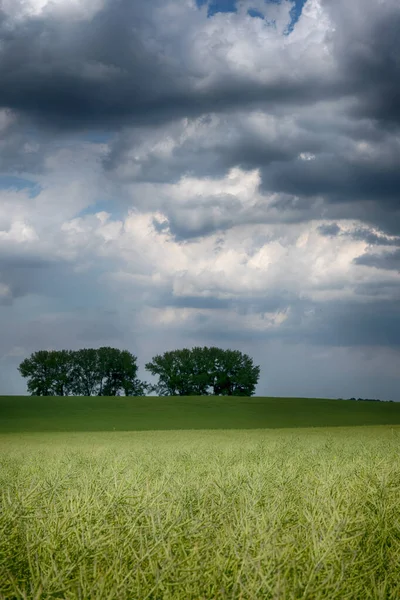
[1,395,400,432]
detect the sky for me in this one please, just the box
[0,0,399,400]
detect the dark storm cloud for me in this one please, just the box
[261,154,400,204]
[147,189,399,243]
[0,0,398,134]
[0,0,341,131]
[347,228,400,247]
[318,224,400,247]
[103,114,400,240]
[102,117,300,184]
[1,0,173,128]
[354,249,400,272]
[252,153,400,237]
[317,223,341,237]
[0,254,54,304]
[323,0,400,127]
[2,0,399,243]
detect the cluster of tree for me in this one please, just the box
[343,397,394,402]
[347,397,383,402]
[18,346,260,397]
[146,347,260,396]
[18,348,147,397]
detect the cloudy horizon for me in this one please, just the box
[1,0,399,400]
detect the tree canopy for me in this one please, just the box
[18,347,148,397]
[18,346,260,397]
[18,350,74,397]
[145,346,260,396]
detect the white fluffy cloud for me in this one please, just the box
[1,0,105,20]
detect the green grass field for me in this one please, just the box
[1,395,400,432]
[1,397,400,598]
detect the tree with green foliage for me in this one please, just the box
[188,346,214,395]
[145,346,260,396]
[207,347,260,396]
[95,347,148,397]
[69,348,100,396]
[144,349,195,396]
[18,347,148,396]
[18,350,74,396]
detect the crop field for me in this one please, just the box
[1,398,400,598]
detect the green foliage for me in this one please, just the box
[18,350,74,396]
[206,347,260,396]
[145,346,260,396]
[17,345,259,398]
[145,348,201,396]
[69,348,99,396]
[18,347,149,397]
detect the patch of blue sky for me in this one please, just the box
[285,0,307,34]
[196,0,307,33]
[0,176,41,198]
[196,0,237,16]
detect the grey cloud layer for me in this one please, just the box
[323,0,400,127]
[0,0,332,130]
[0,0,398,131]
[2,0,400,238]
[354,249,400,272]
[1,0,400,399]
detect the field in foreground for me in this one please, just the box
[1,395,400,432]
[1,427,400,599]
